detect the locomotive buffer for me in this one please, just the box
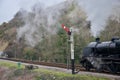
[61,24,75,74]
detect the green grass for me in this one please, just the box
[0,61,110,80]
[34,68,109,80]
[0,60,24,69]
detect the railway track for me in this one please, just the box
[0,58,82,69]
[0,58,120,76]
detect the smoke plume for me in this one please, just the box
[17,2,69,47]
[78,0,120,37]
[16,0,120,46]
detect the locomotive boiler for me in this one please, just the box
[80,37,120,73]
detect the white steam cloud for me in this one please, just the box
[78,0,120,37]
[17,2,68,47]
[17,0,120,46]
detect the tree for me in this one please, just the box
[23,47,38,60]
[100,17,120,41]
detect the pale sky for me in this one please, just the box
[0,0,65,25]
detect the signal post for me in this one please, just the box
[70,28,75,74]
[61,24,75,74]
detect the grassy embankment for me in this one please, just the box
[0,60,110,80]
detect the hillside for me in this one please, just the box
[0,0,120,63]
[0,1,92,63]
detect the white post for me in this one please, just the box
[70,27,75,74]
[70,28,74,60]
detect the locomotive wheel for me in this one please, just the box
[95,64,103,72]
[83,61,91,71]
[96,67,103,72]
[108,63,117,74]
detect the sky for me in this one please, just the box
[0,0,65,25]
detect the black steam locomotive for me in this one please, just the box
[80,37,120,73]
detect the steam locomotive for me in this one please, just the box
[80,37,120,73]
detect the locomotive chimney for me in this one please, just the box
[95,37,100,43]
